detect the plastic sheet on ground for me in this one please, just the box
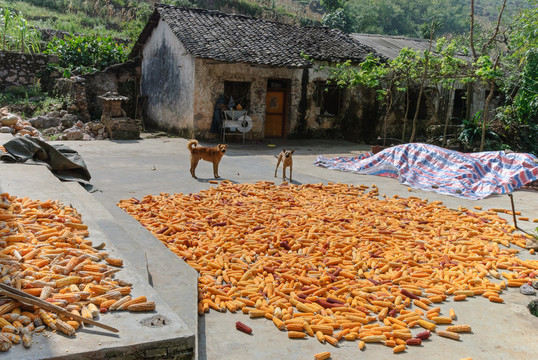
[314,143,538,199]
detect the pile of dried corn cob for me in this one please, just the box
[0,193,155,352]
[119,181,538,354]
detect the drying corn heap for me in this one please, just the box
[119,181,538,354]
[0,193,155,352]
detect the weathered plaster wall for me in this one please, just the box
[193,60,302,139]
[141,20,195,135]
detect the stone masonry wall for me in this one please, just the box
[0,51,59,91]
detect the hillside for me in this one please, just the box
[0,0,529,45]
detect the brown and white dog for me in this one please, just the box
[187,139,228,179]
[274,149,294,182]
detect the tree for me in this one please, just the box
[468,0,507,151]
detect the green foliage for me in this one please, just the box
[44,35,129,77]
[458,111,500,151]
[321,7,351,33]
[0,81,69,118]
[0,6,41,53]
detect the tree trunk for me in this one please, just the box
[443,83,456,148]
[409,77,426,143]
[401,89,409,142]
[480,81,496,151]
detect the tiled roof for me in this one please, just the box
[131,5,379,67]
[350,34,432,60]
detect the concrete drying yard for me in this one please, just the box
[1,133,537,360]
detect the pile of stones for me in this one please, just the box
[0,107,110,141]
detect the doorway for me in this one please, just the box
[265,79,288,137]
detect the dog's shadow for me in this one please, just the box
[195,178,239,184]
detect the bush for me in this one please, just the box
[44,34,129,77]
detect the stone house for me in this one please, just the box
[129,5,381,140]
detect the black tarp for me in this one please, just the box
[1,136,91,184]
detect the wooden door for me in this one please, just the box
[265,90,286,137]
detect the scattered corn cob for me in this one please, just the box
[0,193,156,353]
[117,182,538,355]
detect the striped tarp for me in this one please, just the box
[314,143,538,199]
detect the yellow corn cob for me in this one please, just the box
[438,330,460,340]
[38,310,56,330]
[272,317,285,330]
[128,301,156,312]
[324,335,339,346]
[87,303,99,318]
[108,296,131,311]
[0,333,12,352]
[22,333,31,349]
[393,344,406,353]
[432,316,453,324]
[105,258,124,267]
[314,351,331,360]
[418,319,436,331]
[449,308,457,319]
[446,324,472,333]
[118,295,146,310]
[2,333,20,344]
[55,276,81,288]
[101,290,122,301]
[362,335,387,343]
[0,318,11,328]
[287,331,306,339]
[0,302,18,316]
[66,320,80,330]
[55,319,76,336]
[249,309,267,318]
[80,306,92,320]
[303,321,314,337]
[358,340,365,350]
[316,331,325,343]
[286,323,304,332]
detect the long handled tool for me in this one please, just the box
[0,283,119,333]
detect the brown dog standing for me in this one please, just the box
[188,139,228,179]
[275,149,294,182]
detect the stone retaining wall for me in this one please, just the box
[0,51,59,91]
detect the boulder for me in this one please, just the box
[102,117,142,140]
[0,114,19,126]
[60,114,78,128]
[0,126,14,133]
[43,116,61,129]
[65,129,83,140]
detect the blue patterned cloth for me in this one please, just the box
[314,143,538,199]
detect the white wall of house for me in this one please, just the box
[140,19,195,135]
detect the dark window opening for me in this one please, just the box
[452,89,467,123]
[406,90,428,120]
[315,81,342,116]
[224,81,251,110]
[268,79,288,89]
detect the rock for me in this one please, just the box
[82,133,93,141]
[60,114,78,128]
[0,114,19,126]
[28,116,43,128]
[13,120,24,131]
[75,120,84,128]
[60,110,68,117]
[0,126,14,133]
[533,281,538,290]
[47,111,60,118]
[102,118,142,140]
[520,284,536,295]
[43,116,61,129]
[65,129,83,140]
